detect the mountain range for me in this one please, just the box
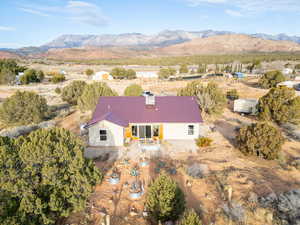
[1,30,300,59]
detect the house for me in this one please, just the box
[233,72,245,78]
[282,68,293,75]
[136,71,158,79]
[92,71,113,81]
[277,81,300,89]
[86,96,203,147]
[234,99,258,114]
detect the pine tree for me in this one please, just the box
[62,80,87,105]
[145,173,185,223]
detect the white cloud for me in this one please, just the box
[18,1,108,26]
[0,26,15,31]
[66,1,108,26]
[225,9,242,17]
[185,0,300,15]
[19,7,50,17]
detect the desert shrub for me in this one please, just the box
[257,86,300,124]
[259,70,286,89]
[124,84,143,96]
[78,82,118,112]
[197,64,207,73]
[85,69,94,76]
[0,128,102,225]
[195,137,213,147]
[158,67,177,79]
[55,87,61,94]
[226,89,239,100]
[179,64,189,74]
[295,64,300,70]
[178,81,226,114]
[0,91,49,125]
[20,69,44,84]
[236,122,285,160]
[179,209,203,225]
[145,173,185,223]
[51,73,66,83]
[111,67,136,79]
[61,80,87,105]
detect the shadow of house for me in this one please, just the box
[214,120,239,147]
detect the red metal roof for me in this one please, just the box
[87,96,203,127]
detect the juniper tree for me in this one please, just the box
[257,86,300,124]
[145,173,185,223]
[236,122,285,160]
[61,80,87,105]
[0,128,102,225]
[259,70,286,89]
[78,82,118,112]
[124,84,143,96]
[179,209,203,225]
[178,81,226,114]
[0,91,49,125]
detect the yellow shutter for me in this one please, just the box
[159,124,163,140]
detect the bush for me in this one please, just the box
[295,64,300,70]
[0,91,49,125]
[111,67,136,79]
[179,209,203,225]
[51,73,66,83]
[124,84,143,96]
[195,137,213,147]
[178,81,226,114]
[20,69,44,84]
[145,173,185,223]
[226,89,239,100]
[0,59,26,84]
[0,128,102,225]
[85,69,94,76]
[236,122,285,160]
[197,64,207,73]
[78,82,118,112]
[258,86,300,124]
[55,87,61,94]
[62,80,87,105]
[179,64,189,74]
[158,67,177,79]
[259,70,286,89]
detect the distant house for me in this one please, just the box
[282,68,293,75]
[234,99,258,114]
[233,72,245,78]
[136,71,158,79]
[277,81,300,89]
[92,71,113,81]
[86,96,203,147]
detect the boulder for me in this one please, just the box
[187,163,210,179]
[222,201,245,222]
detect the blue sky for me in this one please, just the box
[1,0,300,48]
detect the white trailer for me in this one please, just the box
[234,99,258,114]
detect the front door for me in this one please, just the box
[139,125,152,139]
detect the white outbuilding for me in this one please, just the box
[92,71,113,81]
[234,99,258,114]
[282,68,293,75]
[136,71,158,79]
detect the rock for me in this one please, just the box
[222,201,245,222]
[291,158,300,170]
[248,192,258,203]
[277,190,300,225]
[164,221,174,225]
[259,192,278,207]
[187,163,210,179]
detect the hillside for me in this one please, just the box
[156,34,300,55]
[0,50,19,59]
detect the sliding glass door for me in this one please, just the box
[138,125,152,139]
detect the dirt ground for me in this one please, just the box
[1,63,299,225]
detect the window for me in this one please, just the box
[99,129,107,141]
[188,125,194,135]
[132,126,138,137]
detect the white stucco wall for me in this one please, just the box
[88,120,124,147]
[163,123,200,140]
